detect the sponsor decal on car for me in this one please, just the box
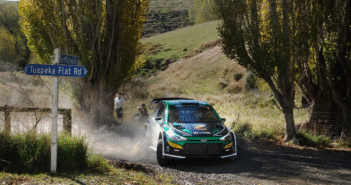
[194,124,207,131]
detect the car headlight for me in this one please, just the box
[167,130,187,142]
[169,134,187,142]
[220,132,232,141]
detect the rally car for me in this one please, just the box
[146,98,237,166]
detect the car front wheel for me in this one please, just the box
[225,133,239,162]
[157,139,169,166]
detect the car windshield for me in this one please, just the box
[168,104,220,123]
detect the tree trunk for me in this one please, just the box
[308,99,333,134]
[266,78,296,140]
[78,78,115,127]
[283,104,295,141]
[340,105,351,137]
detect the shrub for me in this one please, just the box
[87,154,111,173]
[232,121,252,134]
[244,71,257,91]
[226,82,242,94]
[0,132,51,173]
[253,128,276,140]
[57,134,88,172]
[218,79,228,89]
[291,132,331,147]
[233,72,243,81]
[169,54,179,61]
[336,137,351,148]
[0,131,108,173]
[232,121,278,140]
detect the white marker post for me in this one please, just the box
[51,48,60,174]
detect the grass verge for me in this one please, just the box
[0,167,174,185]
[290,132,332,148]
[0,131,109,173]
[0,131,175,184]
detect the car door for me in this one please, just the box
[152,103,166,148]
[147,102,164,149]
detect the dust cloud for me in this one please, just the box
[78,115,155,163]
[0,72,155,163]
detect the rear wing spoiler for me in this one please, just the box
[149,97,193,110]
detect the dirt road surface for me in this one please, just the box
[101,125,351,185]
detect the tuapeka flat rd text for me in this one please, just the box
[25,64,87,77]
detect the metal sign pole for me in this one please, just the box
[23,48,87,173]
[51,48,60,174]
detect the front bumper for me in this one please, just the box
[163,139,237,159]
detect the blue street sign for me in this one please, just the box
[25,64,88,77]
[59,54,78,65]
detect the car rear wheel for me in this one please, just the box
[157,139,169,166]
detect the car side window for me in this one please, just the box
[157,104,165,118]
[152,103,161,116]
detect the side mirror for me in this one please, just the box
[155,117,164,126]
[221,118,226,122]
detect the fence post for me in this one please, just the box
[4,105,11,134]
[62,109,72,136]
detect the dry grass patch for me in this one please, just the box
[226,81,243,94]
[144,46,245,96]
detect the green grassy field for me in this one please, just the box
[141,20,220,60]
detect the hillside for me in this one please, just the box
[125,20,309,135]
[126,44,309,128]
[141,20,220,59]
[142,0,194,37]
[139,20,221,75]
[145,46,245,96]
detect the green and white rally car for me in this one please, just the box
[146,98,237,166]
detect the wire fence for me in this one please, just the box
[300,112,349,137]
[0,106,72,135]
[0,111,63,134]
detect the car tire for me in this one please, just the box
[157,139,169,166]
[225,133,239,163]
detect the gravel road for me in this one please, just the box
[103,130,351,185]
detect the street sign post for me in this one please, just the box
[25,64,88,77]
[51,49,59,174]
[24,48,87,174]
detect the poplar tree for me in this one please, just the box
[19,0,149,125]
[215,0,351,138]
[0,2,29,66]
[215,0,297,140]
[297,0,351,134]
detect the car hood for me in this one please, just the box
[172,122,226,137]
